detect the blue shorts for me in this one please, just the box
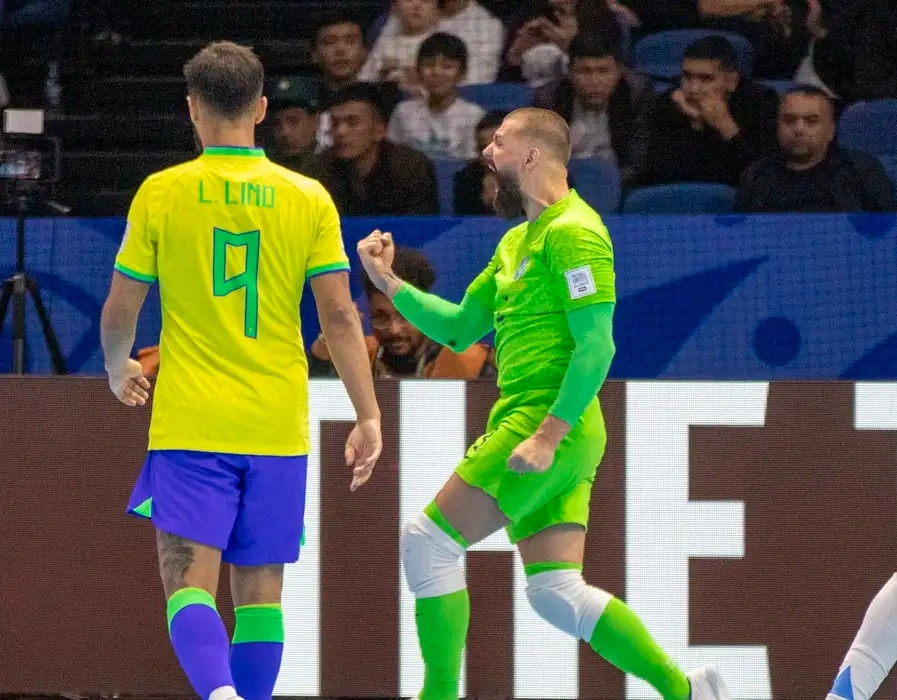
[126,450,308,566]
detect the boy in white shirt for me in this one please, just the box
[387,32,485,160]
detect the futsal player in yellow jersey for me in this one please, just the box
[99,42,382,700]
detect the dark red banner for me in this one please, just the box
[3,378,897,699]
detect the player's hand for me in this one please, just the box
[345,417,382,492]
[108,358,151,407]
[357,230,395,291]
[507,433,558,474]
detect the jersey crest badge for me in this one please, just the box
[513,256,529,281]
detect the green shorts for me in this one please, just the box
[455,389,607,543]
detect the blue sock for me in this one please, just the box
[230,604,285,700]
[167,588,236,700]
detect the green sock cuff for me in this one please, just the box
[416,588,468,611]
[524,561,583,577]
[424,501,470,549]
[166,587,216,632]
[233,603,285,644]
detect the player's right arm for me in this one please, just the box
[357,230,495,353]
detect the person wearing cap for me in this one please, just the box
[267,76,324,179]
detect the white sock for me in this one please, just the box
[829,574,897,700]
[208,685,238,700]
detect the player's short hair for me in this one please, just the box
[683,36,738,73]
[314,11,364,43]
[417,32,468,72]
[183,41,264,119]
[361,245,436,299]
[477,109,508,132]
[569,31,621,64]
[327,82,390,123]
[504,107,572,165]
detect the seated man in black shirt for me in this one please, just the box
[736,86,897,213]
[643,35,779,187]
[319,83,439,216]
[453,109,506,216]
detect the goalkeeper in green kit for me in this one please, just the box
[356,108,730,700]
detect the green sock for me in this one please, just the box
[416,590,470,700]
[415,502,470,700]
[589,597,690,700]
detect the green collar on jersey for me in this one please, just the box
[203,146,266,157]
[528,189,580,236]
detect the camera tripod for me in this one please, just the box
[0,185,68,374]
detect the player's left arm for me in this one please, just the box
[101,180,157,406]
[101,272,151,373]
[508,225,616,472]
[545,227,616,427]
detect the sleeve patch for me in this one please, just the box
[564,265,596,300]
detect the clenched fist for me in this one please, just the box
[357,230,396,292]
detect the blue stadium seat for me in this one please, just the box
[568,158,621,215]
[431,158,467,215]
[880,154,897,190]
[458,83,533,113]
[760,79,796,95]
[838,100,897,156]
[633,29,755,80]
[622,183,738,214]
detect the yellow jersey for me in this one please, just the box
[115,146,349,455]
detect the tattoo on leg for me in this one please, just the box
[233,564,284,606]
[158,531,196,594]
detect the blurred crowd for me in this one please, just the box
[0,0,894,216]
[258,0,896,215]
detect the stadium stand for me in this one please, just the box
[622,183,738,215]
[633,29,755,81]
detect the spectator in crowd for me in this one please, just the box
[453,109,506,214]
[313,13,368,94]
[377,0,506,85]
[618,0,808,78]
[435,0,505,84]
[695,0,809,79]
[308,245,496,379]
[319,82,439,216]
[266,77,323,178]
[358,0,439,89]
[642,35,778,187]
[499,0,631,86]
[387,33,485,159]
[796,0,897,102]
[534,31,653,187]
[312,12,403,150]
[736,86,897,213]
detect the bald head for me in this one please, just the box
[504,108,572,165]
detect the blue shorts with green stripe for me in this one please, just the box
[127,450,308,566]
